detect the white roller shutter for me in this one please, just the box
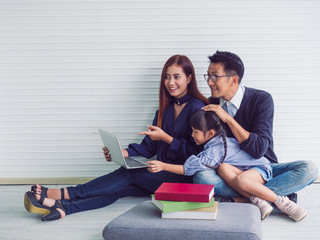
[0,0,319,183]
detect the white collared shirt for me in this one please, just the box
[219,85,245,118]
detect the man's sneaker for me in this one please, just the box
[250,196,273,220]
[275,196,307,222]
[215,196,235,202]
[287,193,298,203]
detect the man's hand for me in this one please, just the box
[138,125,173,144]
[146,160,166,173]
[202,104,250,143]
[202,104,232,123]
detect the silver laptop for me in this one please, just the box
[98,129,149,169]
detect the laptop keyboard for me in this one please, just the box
[125,157,147,167]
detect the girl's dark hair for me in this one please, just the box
[157,55,209,128]
[190,110,227,164]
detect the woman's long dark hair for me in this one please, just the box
[157,55,209,128]
[190,110,227,164]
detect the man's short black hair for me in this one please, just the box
[208,50,245,83]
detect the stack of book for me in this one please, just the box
[151,182,218,220]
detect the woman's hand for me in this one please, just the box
[121,149,129,158]
[102,147,128,162]
[138,125,173,144]
[202,104,232,123]
[102,147,112,162]
[146,160,166,173]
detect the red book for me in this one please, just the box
[155,183,215,203]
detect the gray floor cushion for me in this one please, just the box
[102,201,262,240]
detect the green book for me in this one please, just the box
[151,194,215,213]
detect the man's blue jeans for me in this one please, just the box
[193,160,318,197]
[60,167,193,215]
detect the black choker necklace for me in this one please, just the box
[172,94,192,106]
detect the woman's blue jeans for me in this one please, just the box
[60,167,193,215]
[193,160,318,197]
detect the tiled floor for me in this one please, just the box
[1,183,319,240]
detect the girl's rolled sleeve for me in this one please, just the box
[183,155,211,176]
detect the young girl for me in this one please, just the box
[25,55,209,221]
[148,110,307,221]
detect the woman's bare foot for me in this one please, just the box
[34,184,70,200]
[34,194,65,218]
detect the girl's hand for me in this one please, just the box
[138,125,173,144]
[202,104,232,123]
[146,160,166,173]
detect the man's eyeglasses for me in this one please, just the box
[203,74,236,82]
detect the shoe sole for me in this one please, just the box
[261,206,274,220]
[291,210,307,222]
[24,192,50,216]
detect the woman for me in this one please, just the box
[24,55,209,221]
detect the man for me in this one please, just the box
[194,50,318,203]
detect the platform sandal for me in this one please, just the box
[24,191,51,216]
[31,185,48,198]
[24,191,65,221]
[30,185,65,199]
[42,200,66,221]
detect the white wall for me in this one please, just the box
[0,0,319,180]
